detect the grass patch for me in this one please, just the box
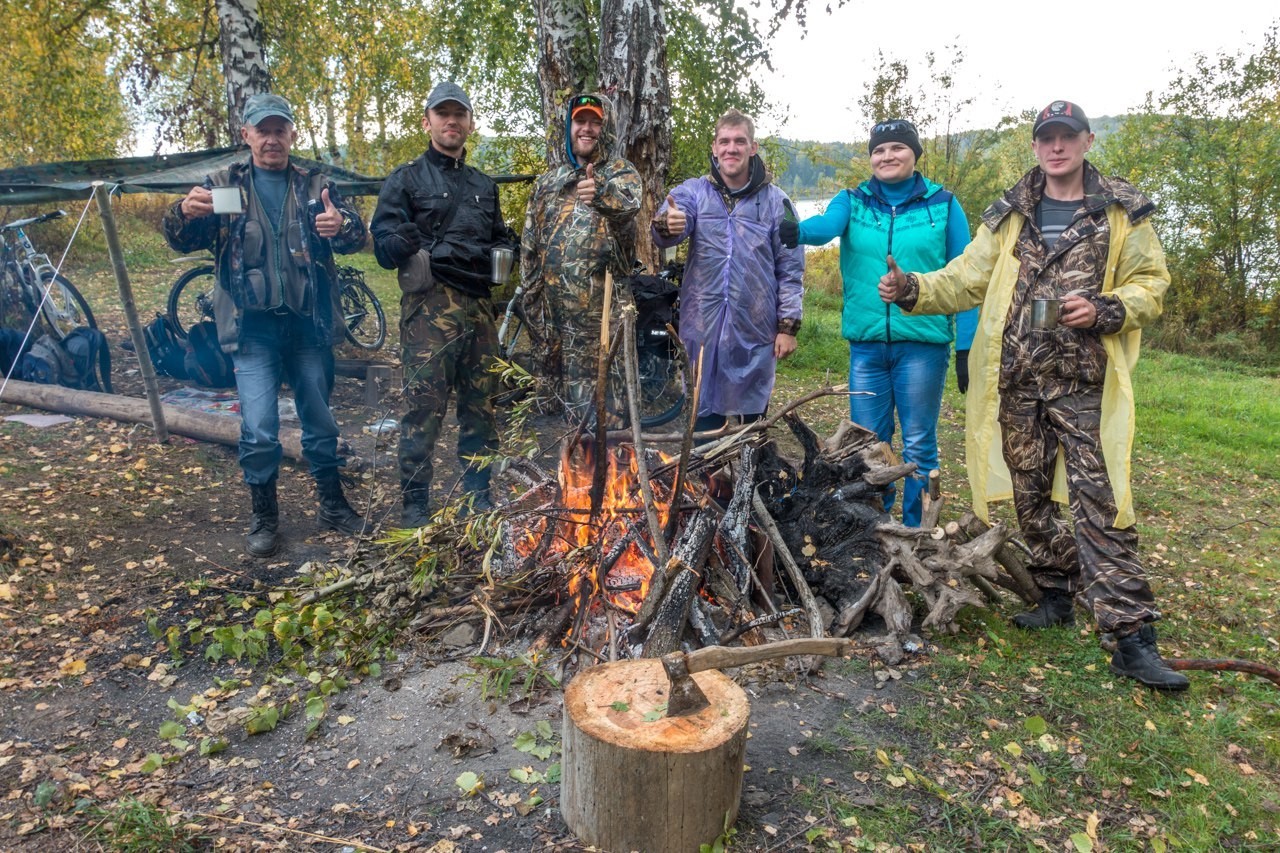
[83,798,205,851]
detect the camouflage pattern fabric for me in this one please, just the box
[520,93,642,417]
[998,388,1159,633]
[398,285,498,489]
[988,164,1148,398]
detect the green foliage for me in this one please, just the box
[1099,26,1280,349]
[461,652,560,700]
[85,798,205,852]
[0,1,129,167]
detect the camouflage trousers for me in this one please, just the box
[998,387,1160,633]
[398,285,499,489]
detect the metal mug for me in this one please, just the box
[210,186,243,215]
[1030,298,1061,330]
[490,247,515,284]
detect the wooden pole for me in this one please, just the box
[589,272,615,522]
[92,181,168,442]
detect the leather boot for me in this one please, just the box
[459,468,493,517]
[401,481,432,529]
[1012,588,1076,629]
[246,480,279,558]
[1110,625,1190,691]
[316,471,366,535]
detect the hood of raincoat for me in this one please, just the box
[709,152,770,199]
[563,92,623,170]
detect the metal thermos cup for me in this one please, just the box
[491,247,515,284]
[1030,298,1061,330]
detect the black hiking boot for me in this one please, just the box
[401,481,432,529]
[459,468,493,518]
[1012,588,1076,629]
[316,471,366,535]
[246,480,279,558]
[1109,625,1190,691]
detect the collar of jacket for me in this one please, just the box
[426,146,467,170]
[981,160,1155,231]
[709,152,770,198]
[859,172,940,208]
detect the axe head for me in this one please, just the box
[662,651,709,716]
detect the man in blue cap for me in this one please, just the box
[163,92,369,558]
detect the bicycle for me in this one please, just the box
[0,210,97,341]
[167,260,387,351]
[496,262,686,428]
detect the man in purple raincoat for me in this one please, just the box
[652,109,805,431]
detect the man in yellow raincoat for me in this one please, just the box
[879,100,1187,691]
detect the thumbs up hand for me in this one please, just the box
[779,198,800,248]
[662,194,687,236]
[575,163,597,204]
[878,254,907,303]
[313,186,345,239]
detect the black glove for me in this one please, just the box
[779,198,799,249]
[955,349,969,394]
[395,221,423,255]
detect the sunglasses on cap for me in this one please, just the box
[570,95,603,111]
[871,120,917,135]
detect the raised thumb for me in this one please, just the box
[584,163,595,181]
[666,194,679,212]
[782,198,797,222]
[322,187,336,210]
[886,253,900,273]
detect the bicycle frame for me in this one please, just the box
[1,211,67,318]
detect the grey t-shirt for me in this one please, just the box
[251,165,289,229]
[1035,196,1081,250]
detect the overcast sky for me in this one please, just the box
[755,3,1278,142]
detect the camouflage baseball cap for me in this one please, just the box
[242,93,296,127]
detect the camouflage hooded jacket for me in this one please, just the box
[518,94,642,389]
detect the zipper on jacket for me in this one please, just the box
[885,205,896,345]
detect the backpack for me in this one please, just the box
[18,335,73,387]
[183,321,236,388]
[143,314,189,380]
[60,327,112,393]
[0,329,31,377]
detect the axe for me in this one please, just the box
[662,638,853,716]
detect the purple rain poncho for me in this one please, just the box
[652,167,804,417]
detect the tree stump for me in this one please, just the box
[562,659,750,852]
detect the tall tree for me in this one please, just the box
[216,0,271,139]
[1100,27,1280,345]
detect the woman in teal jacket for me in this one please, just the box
[795,119,976,526]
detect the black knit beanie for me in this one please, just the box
[868,119,922,159]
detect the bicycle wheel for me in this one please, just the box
[609,345,687,429]
[0,262,33,332]
[339,276,387,351]
[37,271,96,340]
[167,265,216,340]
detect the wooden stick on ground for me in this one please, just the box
[620,304,670,569]
[589,272,616,523]
[751,491,825,641]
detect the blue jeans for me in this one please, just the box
[848,341,949,526]
[234,310,340,485]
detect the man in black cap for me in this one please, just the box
[370,81,518,526]
[163,92,369,558]
[879,100,1188,690]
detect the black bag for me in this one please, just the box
[143,314,189,380]
[0,329,31,377]
[183,321,235,388]
[626,273,680,357]
[60,326,112,393]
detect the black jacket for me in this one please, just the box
[370,146,516,297]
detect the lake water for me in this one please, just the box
[792,198,835,252]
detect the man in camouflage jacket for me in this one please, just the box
[519,93,642,420]
[879,100,1187,691]
[163,93,368,558]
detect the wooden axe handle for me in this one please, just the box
[682,638,852,675]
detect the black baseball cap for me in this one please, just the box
[1033,100,1090,137]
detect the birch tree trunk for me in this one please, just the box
[534,0,595,162]
[217,0,271,140]
[598,0,672,271]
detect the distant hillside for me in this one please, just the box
[772,116,1126,197]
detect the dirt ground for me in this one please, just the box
[0,312,936,852]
